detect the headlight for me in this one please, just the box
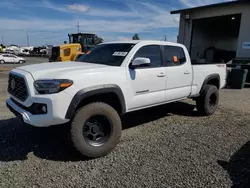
[34,79,73,94]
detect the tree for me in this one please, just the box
[132,33,140,40]
[0,44,5,52]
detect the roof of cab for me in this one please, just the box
[102,40,180,46]
[102,40,140,44]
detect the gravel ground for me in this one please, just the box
[0,89,250,188]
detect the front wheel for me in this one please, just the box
[0,60,5,64]
[196,84,219,116]
[70,102,122,158]
[19,60,24,64]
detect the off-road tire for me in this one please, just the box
[196,84,219,116]
[70,102,122,158]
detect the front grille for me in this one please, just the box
[8,73,28,101]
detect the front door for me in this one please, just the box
[163,45,192,101]
[127,45,167,110]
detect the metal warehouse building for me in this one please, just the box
[171,0,250,63]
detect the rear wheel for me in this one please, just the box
[196,84,219,116]
[0,60,5,64]
[70,102,122,158]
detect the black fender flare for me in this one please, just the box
[200,73,220,93]
[65,84,126,119]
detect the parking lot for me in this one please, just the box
[0,61,250,187]
[0,57,48,71]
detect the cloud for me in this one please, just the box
[179,0,202,7]
[0,17,179,46]
[0,16,178,33]
[67,4,89,13]
[42,0,69,12]
[41,0,140,18]
[0,0,179,33]
[117,37,132,41]
[39,0,137,17]
[0,0,180,45]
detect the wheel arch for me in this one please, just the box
[200,74,220,93]
[65,84,126,119]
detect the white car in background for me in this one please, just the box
[0,54,26,64]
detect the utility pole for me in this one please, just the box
[1,36,3,45]
[77,21,80,33]
[26,31,30,47]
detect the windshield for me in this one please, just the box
[76,43,135,66]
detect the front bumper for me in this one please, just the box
[6,96,70,127]
[6,68,73,127]
[6,101,24,122]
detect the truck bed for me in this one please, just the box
[190,63,227,96]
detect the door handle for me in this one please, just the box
[184,70,190,74]
[157,72,165,77]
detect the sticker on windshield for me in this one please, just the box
[113,52,128,56]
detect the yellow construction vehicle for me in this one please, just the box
[49,33,102,62]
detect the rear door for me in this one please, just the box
[163,45,192,101]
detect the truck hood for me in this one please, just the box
[16,61,109,79]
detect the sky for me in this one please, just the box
[0,0,234,46]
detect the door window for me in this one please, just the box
[163,46,186,66]
[133,45,162,68]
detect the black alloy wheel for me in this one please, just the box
[208,93,217,109]
[83,115,112,147]
[70,102,122,158]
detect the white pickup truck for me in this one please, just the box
[6,40,226,158]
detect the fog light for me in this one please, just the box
[42,105,47,113]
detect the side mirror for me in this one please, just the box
[131,57,151,68]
